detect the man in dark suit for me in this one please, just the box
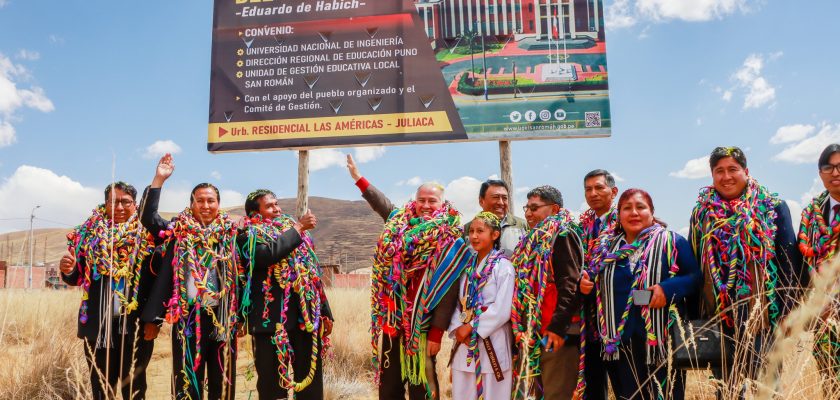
[800,144,840,396]
[60,182,157,400]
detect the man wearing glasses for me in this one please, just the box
[513,185,584,399]
[801,144,840,395]
[60,182,158,400]
[463,179,528,255]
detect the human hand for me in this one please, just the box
[454,323,473,344]
[152,153,175,187]
[322,317,333,338]
[649,285,666,309]
[297,209,317,231]
[427,340,441,356]
[346,154,361,181]
[544,331,565,352]
[580,271,594,295]
[143,322,160,341]
[60,249,76,275]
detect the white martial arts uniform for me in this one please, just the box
[448,255,515,400]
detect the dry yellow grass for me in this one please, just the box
[0,287,831,400]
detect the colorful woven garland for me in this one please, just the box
[574,207,618,399]
[370,200,463,384]
[159,208,239,394]
[588,224,678,355]
[800,191,840,271]
[463,249,506,400]
[67,206,154,323]
[510,209,579,389]
[240,214,328,393]
[691,178,781,328]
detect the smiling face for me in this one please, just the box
[618,192,655,241]
[468,218,501,255]
[104,188,136,224]
[584,175,618,215]
[524,195,560,228]
[479,184,510,219]
[712,156,750,201]
[191,188,220,225]
[257,194,281,220]
[415,185,443,217]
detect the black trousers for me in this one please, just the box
[83,319,155,400]
[604,338,685,400]
[252,331,324,400]
[378,334,440,400]
[583,335,609,400]
[171,311,237,400]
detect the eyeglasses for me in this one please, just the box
[522,203,552,212]
[108,199,135,208]
[820,163,840,174]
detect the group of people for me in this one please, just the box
[58,143,840,400]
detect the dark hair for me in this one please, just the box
[479,179,510,199]
[616,188,667,230]
[709,146,747,170]
[583,169,616,188]
[190,183,220,204]
[104,181,137,202]
[527,185,563,208]
[245,189,276,216]
[818,144,840,169]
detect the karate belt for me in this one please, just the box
[448,336,505,382]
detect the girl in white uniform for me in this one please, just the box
[449,212,515,400]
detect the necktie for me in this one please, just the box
[592,217,602,237]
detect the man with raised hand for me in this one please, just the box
[347,154,467,400]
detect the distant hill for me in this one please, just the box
[0,196,383,272]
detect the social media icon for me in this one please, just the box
[510,111,522,123]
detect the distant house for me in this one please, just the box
[0,261,67,289]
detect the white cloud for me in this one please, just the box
[789,179,827,227]
[773,123,840,164]
[769,124,815,145]
[0,1,7,8]
[143,140,182,159]
[353,146,386,163]
[443,176,483,221]
[15,50,40,61]
[308,146,387,172]
[611,172,626,183]
[731,54,777,110]
[397,176,423,187]
[637,0,752,22]
[48,35,64,45]
[210,171,222,180]
[669,156,711,179]
[0,165,100,233]
[721,90,733,102]
[606,0,638,29]
[0,53,54,147]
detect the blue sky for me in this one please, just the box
[0,0,837,234]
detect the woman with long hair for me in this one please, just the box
[580,189,700,400]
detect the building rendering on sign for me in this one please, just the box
[414,0,605,42]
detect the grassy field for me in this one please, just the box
[0,287,832,399]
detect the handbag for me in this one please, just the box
[670,319,724,369]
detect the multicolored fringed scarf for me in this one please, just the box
[691,178,782,328]
[158,208,239,395]
[463,249,506,400]
[574,207,617,399]
[588,224,679,363]
[800,191,839,272]
[370,201,470,385]
[240,214,327,393]
[67,206,154,325]
[510,209,579,390]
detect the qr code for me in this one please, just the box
[585,111,602,128]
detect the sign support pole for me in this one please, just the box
[297,150,309,218]
[499,140,514,212]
